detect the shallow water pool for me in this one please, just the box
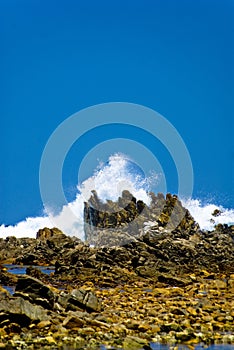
[3,264,55,275]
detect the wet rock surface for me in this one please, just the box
[0,191,234,349]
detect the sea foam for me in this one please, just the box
[0,154,233,239]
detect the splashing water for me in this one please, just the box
[182,198,234,231]
[78,153,152,205]
[0,153,233,239]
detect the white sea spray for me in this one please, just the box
[0,153,233,239]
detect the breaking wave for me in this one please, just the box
[0,154,233,239]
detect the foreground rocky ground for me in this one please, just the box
[0,192,234,349]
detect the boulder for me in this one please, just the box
[62,312,85,329]
[36,227,65,240]
[58,289,100,313]
[14,275,56,309]
[0,295,49,327]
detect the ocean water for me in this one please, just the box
[0,154,233,240]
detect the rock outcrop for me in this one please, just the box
[84,190,199,246]
[0,227,82,266]
[0,191,234,348]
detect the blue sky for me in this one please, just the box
[0,0,233,225]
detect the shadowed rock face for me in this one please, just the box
[84,190,199,246]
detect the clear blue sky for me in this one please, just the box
[0,0,233,225]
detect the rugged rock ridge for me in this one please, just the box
[0,192,234,348]
[84,190,199,246]
[0,193,233,275]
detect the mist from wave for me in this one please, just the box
[182,198,234,231]
[0,153,233,239]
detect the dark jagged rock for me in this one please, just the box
[84,190,199,246]
[84,190,148,243]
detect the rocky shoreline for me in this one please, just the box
[0,191,234,349]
